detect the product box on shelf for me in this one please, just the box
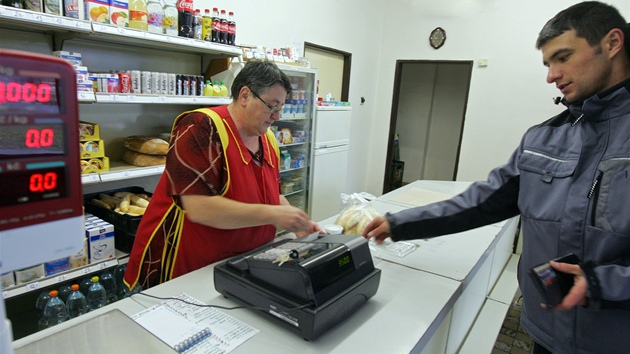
[79,121,100,141]
[109,0,129,27]
[63,0,84,19]
[69,238,89,269]
[44,0,63,15]
[85,222,115,262]
[44,257,71,276]
[84,186,153,253]
[80,157,110,174]
[80,140,105,159]
[84,0,110,23]
[52,50,82,66]
[14,264,45,285]
[1,272,15,289]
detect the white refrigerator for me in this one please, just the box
[309,106,352,222]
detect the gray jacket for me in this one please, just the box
[387,80,630,353]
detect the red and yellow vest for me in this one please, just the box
[124,107,280,289]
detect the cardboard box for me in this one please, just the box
[52,50,82,66]
[15,264,45,285]
[109,0,128,27]
[80,156,110,174]
[86,223,115,263]
[44,0,62,15]
[79,121,100,141]
[44,257,70,276]
[63,0,84,19]
[69,238,89,269]
[84,0,109,23]
[80,140,105,159]
[1,272,15,289]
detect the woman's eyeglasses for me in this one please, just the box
[251,90,284,113]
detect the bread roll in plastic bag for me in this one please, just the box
[334,193,381,235]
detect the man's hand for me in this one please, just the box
[361,216,392,244]
[550,261,588,310]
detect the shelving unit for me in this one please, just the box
[1,6,242,340]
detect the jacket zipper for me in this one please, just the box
[588,171,603,226]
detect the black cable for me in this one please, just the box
[131,292,313,312]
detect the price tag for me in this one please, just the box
[26,282,40,291]
[122,170,131,177]
[97,262,108,270]
[56,274,67,283]
[2,291,8,299]
[83,266,93,275]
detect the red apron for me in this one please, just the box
[124,107,280,289]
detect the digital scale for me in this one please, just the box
[0,49,85,274]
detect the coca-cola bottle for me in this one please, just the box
[211,8,220,43]
[219,9,228,44]
[227,11,236,46]
[176,0,194,38]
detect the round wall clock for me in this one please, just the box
[429,27,446,49]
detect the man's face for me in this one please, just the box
[542,29,613,102]
[245,83,286,136]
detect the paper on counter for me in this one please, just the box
[389,188,453,207]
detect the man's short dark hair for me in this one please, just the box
[230,60,292,99]
[536,1,628,49]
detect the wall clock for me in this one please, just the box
[429,27,446,49]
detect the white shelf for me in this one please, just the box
[0,7,241,58]
[279,166,306,174]
[0,6,92,32]
[2,258,120,300]
[82,161,165,184]
[93,93,230,105]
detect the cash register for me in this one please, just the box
[214,234,381,340]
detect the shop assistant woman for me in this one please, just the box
[125,60,320,290]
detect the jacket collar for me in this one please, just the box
[565,78,630,121]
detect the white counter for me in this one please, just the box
[13,180,519,354]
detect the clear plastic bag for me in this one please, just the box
[334,193,381,235]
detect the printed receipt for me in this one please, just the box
[135,292,259,353]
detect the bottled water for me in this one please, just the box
[66,284,88,319]
[86,276,107,311]
[42,290,68,328]
[113,264,128,300]
[35,290,52,330]
[79,277,93,297]
[100,270,118,304]
[35,290,51,317]
[58,284,72,303]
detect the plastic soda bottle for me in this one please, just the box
[219,9,227,44]
[176,0,194,38]
[227,11,236,45]
[86,276,107,311]
[66,284,88,319]
[147,0,163,34]
[192,9,202,40]
[202,9,212,41]
[220,81,228,97]
[203,80,213,96]
[212,80,221,96]
[100,270,118,304]
[162,0,178,36]
[128,0,148,31]
[210,7,220,42]
[42,290,68,328]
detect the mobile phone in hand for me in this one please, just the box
[528,253,580,307]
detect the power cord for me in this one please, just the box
[132,292,313,312]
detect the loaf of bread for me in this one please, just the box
[123,135,169,155]
[122,148,166,167]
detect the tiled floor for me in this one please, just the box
[492,296,535,354]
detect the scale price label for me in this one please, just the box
[25,282,40,291]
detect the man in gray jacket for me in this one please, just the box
[363,2,630,353]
